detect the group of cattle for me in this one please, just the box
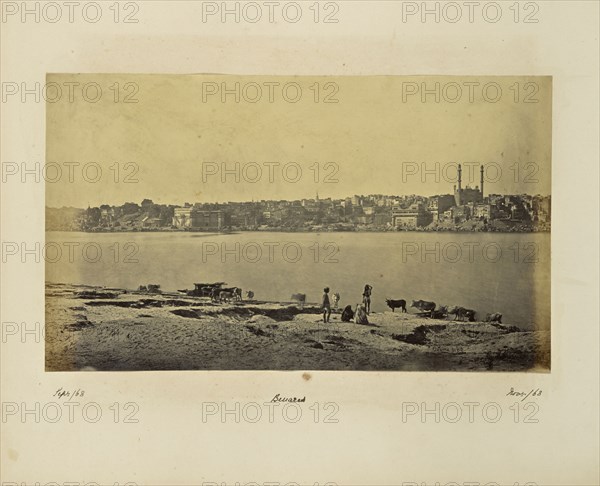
[184,283,254,303]
[211,288,257,303]
[188,284,502,323]
[209,286,243,303]
[385,298,502,323]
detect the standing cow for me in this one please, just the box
[219,291,235,303]
[386,298,407,313]
[448,306,476,322]
[291,293,306,308]
[411,300,436,317]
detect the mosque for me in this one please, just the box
[454,164,485,206]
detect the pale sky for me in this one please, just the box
[46,74,551,207]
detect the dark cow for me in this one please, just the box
[460,308,476,322]
[147,284,161,294]
[484,312,502,323]
[245,290,255,300]
[450,306,476,322]
[386,298,407,313]
[411,300,436,316]
[446,305,460,319]
[431,305,448,319]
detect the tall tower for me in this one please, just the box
[455,164,462,206]
[480,165,484,201]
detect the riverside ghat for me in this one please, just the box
[44,282,550,372]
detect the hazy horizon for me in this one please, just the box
[45,189,552,210]
[46,74,552,208]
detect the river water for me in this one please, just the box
[45,231,550,329]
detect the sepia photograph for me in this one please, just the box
[44,74,552,372]
[3,1,600,485]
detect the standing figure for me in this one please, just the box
[332,292,340,309]
[362,284,373,314]
[322,287,332,323]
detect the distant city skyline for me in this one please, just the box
[47,188,552,210]
[46,188,550,233]
[46,74,552,207]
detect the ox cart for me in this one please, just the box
[185,282,227,297]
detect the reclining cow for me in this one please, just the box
[459,308,476,322]
[484,312,502,323]
[431,305,448,319]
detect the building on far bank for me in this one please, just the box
[392,203,433,228]
[173,207,193,228]
[472,203,494,220]
[450,205,471,223]
[428,195,455,222]
[532,195,551,223]
[191,209,229,230]
[172,206,230,230]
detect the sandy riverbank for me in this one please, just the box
[45,283,550,372]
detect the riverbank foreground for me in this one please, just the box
[45,283,550,372]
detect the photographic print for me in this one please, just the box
[44,74,551,372]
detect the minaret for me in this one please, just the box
[480,165,484,201]
[456,164,462,206]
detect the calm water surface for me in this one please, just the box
[46,231,550,329]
